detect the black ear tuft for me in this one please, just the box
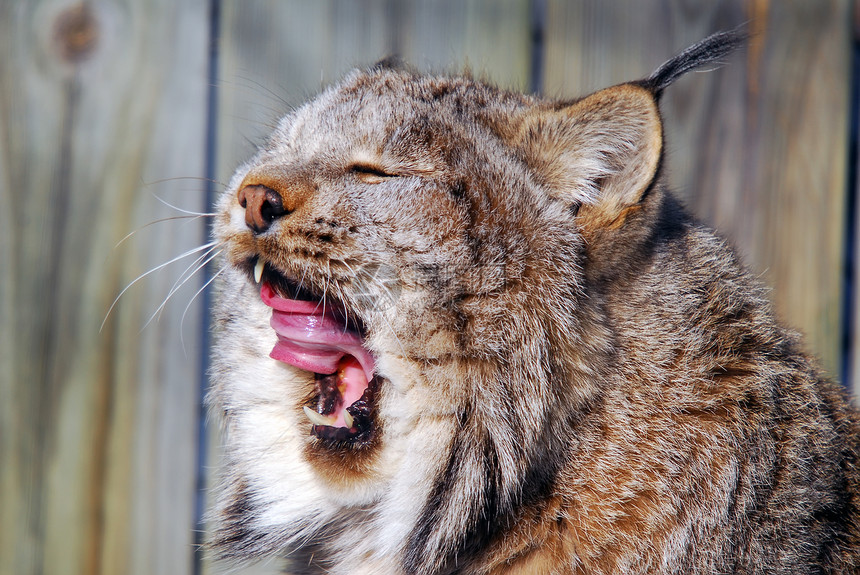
[643,26,747,97]
[371,55,408,72]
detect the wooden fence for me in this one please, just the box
[0,1,853,574]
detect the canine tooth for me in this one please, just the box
[343,409,354,429]
[303,406,336,426]
[254,259,264,283]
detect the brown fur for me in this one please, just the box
[209,31,860,574]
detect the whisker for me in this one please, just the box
[320,274,329,318]
[149,192,217,217]
[114,214,213,249]
[156,244,221,311]
[231,73,291,108]
[180,265,226,355]
[141,175,227,189]
[100,241,217,332]
[142,246,222,329]
[379,312,407,359]
[359,265,407,356]
[367,267,399,311]
[323,261,335,321]
[298,264,309,295]
[339,262,358,335]
[311,261,329,317]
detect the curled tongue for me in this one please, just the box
[262,282,374,429]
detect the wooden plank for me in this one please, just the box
[740,1,851,385]
[214,0,532,188]
[852,0,860,391]
[545,0,851,381]
[0,1,210,574]
[392,0,532,89]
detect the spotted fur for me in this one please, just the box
[208,30,860,574]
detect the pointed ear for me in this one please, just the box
[515,84,662,230]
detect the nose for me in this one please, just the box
[237,184,287,233]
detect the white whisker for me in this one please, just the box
[320,274,329,318]
[150,191,217,217]
[379,312,407,358]
[298,264,309,294]
[180,265,226,355]
[369,269,399,310]
[154,244,222,312]
[142,247,222,329]
[164,244,221,301]
[114,214,213,249]
[231,73,291,108]
[142,175,226,189]
[339,261,359,335]
[100,241,217,332]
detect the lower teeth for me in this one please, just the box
[302,405,355,430]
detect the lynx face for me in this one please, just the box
[211,66,641,570]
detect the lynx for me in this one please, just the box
[208,30,860,574]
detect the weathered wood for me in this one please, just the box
[2,2,854,575]
[214,0,532,188]
[0,1,209,574]
[545,0,851,381]
[852,0,860,392]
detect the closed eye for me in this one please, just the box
[350,164,398,183]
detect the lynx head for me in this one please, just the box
[209,31,744,574]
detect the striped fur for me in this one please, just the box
[208,31,860,574]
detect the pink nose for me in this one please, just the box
[237,184,286,233]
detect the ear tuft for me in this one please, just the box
[371,55,408,72]
[509,29,744,233]
[643,26,747,96]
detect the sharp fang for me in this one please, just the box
[343,409,354,429]
[254,259,264,283]
[303,406,337,427]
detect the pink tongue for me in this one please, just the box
[261,282,374,426]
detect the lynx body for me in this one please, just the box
[210,32,860,574]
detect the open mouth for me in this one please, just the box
[250,258,378,447]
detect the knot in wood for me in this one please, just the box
[53,3,98,63]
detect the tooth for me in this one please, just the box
[343,409,354,429]
[254,259,264,283]
[303,406,336,427]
